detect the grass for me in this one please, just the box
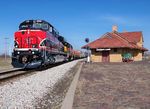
[0,57,12,70]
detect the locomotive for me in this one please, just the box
[12,20,74,68]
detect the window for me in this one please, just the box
[33,23,48,30]
[49,26,53,32]
[41,23,48,30]
[52,28,59,37]
[114,48,117,52]
[19,21,49,31]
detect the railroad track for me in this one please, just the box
[0,62,64,80]
[0,69,28,80]
[0,59,82,81]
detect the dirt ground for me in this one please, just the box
[73,61,150,109]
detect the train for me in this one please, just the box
[11,20,84,68]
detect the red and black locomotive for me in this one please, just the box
[12,20,74,68]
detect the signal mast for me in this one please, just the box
[85,38,90,63]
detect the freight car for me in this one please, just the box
[12,20,74,68]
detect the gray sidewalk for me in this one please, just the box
[61,63,83,109]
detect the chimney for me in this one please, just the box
[112,25,118,32]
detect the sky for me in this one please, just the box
[0,0,150,55]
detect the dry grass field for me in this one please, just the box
[73,61,150,109]
[0,57,12,70]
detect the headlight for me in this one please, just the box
[15,45,18,48]
[32,51,35,54]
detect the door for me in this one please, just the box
[102,51,110,62]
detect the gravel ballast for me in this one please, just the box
[0,60,80,108]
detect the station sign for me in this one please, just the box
[96,48,111,51]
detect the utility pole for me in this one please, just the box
[4,37,9,60]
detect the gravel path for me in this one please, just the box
[0,60,80,108]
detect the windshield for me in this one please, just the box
[19,22,49,31]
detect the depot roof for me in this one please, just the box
[82,31,148,51]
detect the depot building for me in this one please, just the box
[82,26,148,62]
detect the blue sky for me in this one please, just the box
[0,0,150,54]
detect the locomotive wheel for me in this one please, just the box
[49,57,55,64]
[22,56,28,64]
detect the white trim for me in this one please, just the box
[96,48,111,51]
[14,48,39,51]
[19,30,42,32]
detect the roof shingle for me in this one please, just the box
[82,31,148,51]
